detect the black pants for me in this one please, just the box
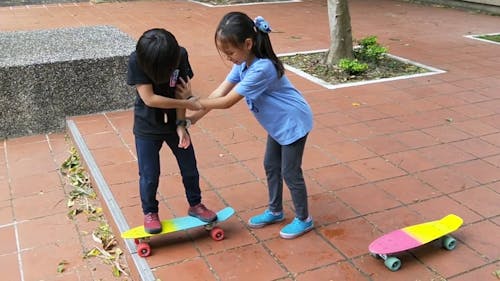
[135,135,201,214]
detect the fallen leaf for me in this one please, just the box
[84,247,101,258]
[57,260,68,273]
[112,265,121,277]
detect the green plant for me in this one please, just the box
[355,35,387,63]
[478,34,500,43]
[358,35,378,48]
[338,58,368,75]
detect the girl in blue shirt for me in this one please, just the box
[177,12,314,239]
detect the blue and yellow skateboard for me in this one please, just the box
[121,207,235,257]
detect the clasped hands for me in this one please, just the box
[176,77,204,111]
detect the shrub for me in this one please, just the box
[338,58,368,75]
[358,35,378,48]
[355,35,387,63]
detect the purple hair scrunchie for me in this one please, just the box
[254,16,271,33]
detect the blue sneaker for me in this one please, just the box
[248,209,284,228]
[279,217,314,239]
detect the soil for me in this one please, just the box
[279,51,429,86]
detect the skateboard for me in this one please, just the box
[121,207,235,257]
[368,214,463,271]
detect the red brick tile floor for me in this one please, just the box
[1,0,499,280]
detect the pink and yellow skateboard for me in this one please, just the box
[369,214,463,271]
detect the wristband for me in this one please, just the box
[176,119,191,128]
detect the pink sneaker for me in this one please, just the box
[188,203,217,222]
[144,213,162,234]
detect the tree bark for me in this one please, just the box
[325,0,353,65]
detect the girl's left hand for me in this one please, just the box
[176,126,191,149]
[186,96,203,111]
[175,77,192,99]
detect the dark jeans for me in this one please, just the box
[135,135,201,214]
[263,134,309,220]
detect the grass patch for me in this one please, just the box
[477,34,500,43]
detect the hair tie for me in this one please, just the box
[254,16,271,33]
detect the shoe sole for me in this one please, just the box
[188,213,218,223]
[144,228,162,234]
[279,225,314,239]
[248,217,285,229]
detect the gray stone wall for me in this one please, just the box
[0,0,86,6]
[0,0,143,7]
[0,25,136,139]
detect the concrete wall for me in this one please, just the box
[0,0,86,7]
[0,26,136,139]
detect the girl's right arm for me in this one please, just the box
[137,84,201,110]
[198,89,243,110]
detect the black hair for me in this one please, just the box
[136,28,180,84]
[215,12,284,78]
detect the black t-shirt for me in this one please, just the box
[127,47,194,139]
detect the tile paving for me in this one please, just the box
[1,0,499,280]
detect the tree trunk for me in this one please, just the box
[325,0,353,65]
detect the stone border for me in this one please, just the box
[279,49,446,90]
[188,0,300,8]
[464,32,500,45]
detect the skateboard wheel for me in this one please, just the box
[137,242,151,257]
[384,257,401,271]
[134,239,140,245]
[442,235,457,250]
[210,227,224,241]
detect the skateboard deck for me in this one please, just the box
[369,214,463,271]
[122,207,235,257]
